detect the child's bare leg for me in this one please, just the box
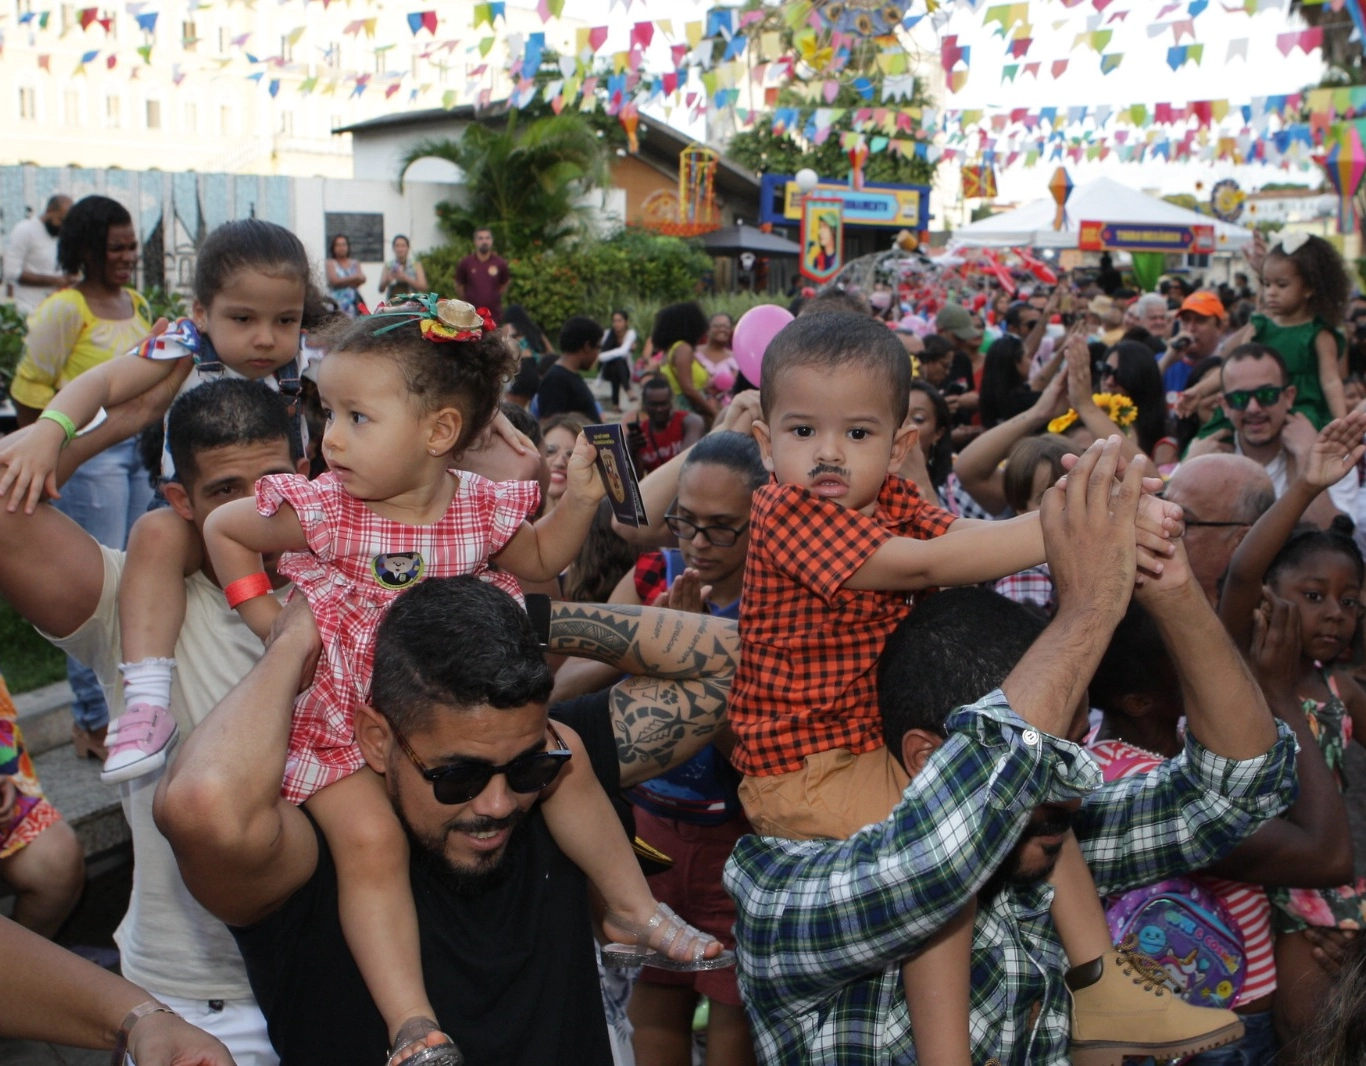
[1048,831,1113,966]
[541,725,723,964]
[901,903,973,1066]
[307,769,451,1061]
[104,509,201,781]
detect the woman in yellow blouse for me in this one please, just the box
[10,196,155,760]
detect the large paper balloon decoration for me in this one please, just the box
[1209,179,1245,223]
[1048,167,1073,232]
[1321,123,1366,235]
[732,304,795,385]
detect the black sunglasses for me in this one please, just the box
[1223,386,1285,411]
[664,514,750,548]
[392,722,572,805]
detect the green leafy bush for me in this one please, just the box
[421,227,712,340]
[0,303,27,389]
[144,285,189,323]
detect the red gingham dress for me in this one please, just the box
[257,470,540,803]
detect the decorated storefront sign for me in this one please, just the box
[1078,220,1215,254]
[761,174,930,230]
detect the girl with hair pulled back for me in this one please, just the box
[204,295,730,1066]
[1217,412,1366,1063]
[0,216,328,783]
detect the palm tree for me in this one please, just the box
[399,112,609,257]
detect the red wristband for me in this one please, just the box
[224,572,273,608]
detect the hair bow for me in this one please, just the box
[1275,231,1311,256]
[369,293,496,343]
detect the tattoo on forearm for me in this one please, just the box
[548,603,639,660]
[612,678,730,777]
[548,603,738,680]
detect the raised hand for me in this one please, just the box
[663,568,713,615]
[1249,586,1302,698]
[1300,411,1366,489]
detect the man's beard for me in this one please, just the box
[43,218,60,237]
[982,808,1075,896]
[395,796,531,896]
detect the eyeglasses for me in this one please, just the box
[1223,386,1286,410]
[1182,518,1253,529]
[391,721,572,805]
[1102,365,1120,379]
[664,514,750,548]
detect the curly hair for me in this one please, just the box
[1266,517,1364,589]
[1266,234,1351,330]
[57,195,132,279]
[314,309,517,454]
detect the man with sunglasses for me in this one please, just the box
[1197,343,1356,528]
[157,577,739,1066]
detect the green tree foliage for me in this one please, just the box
[399,112,609,257]
[420,227,711,336]
[727,80,936,187]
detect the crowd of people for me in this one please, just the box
[2,196,1366,1066]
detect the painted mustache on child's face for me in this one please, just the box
[809,464,852,482]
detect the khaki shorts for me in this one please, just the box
[738,745,909,841]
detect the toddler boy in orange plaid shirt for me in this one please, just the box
[730,311,1238,1065]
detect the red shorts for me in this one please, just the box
[633,806,751,1005]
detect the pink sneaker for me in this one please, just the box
[100,703,179,783]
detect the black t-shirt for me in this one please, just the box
[231,694,619,1066]
[536,364,601,422]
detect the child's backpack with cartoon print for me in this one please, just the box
[1104,878,1246,1009]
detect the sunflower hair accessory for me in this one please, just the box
[1047,392,1138,435]
[369,293,496,343]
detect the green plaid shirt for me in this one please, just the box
[722,691,1298,1066]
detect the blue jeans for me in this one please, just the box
[1185,1009,1277,1066]
[52,436,152,731]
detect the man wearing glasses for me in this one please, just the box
[1192,343,1356,528]
[157,577,738,1066]
[1161,453,1274,606]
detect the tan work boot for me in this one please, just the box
[1066,944,1244,1066]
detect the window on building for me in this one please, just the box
[145,98,161,129]
[17,0,33,14]
[18,86,36,121]
[63,90,80,127]
[326,44,342,71]
[59,4,74,33]
[218,27,229,52]
[279,110,293,136]
[220,104,233,136]
[181,20,196,51]
[184,102,197,132]
[280,35,294,62]
[106,95,120,127]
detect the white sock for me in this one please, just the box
[119,657,175,712]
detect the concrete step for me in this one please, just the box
[14,680,77,757]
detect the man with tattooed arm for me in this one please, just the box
[156,577,738,1066]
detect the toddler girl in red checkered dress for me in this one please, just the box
[731,311,1238,1066]
[204,297,729,1066]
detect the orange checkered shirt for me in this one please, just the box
[729,475,958,778]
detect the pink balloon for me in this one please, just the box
[710,368,736,394]
[732,304,794,384]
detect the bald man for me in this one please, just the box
[1162,455,1275,606]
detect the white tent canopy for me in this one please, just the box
[949,175,1253,251]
